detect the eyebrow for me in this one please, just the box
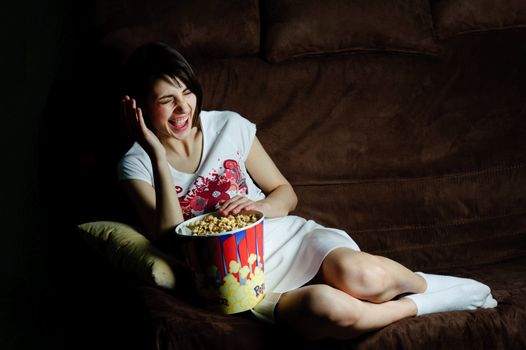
[157,87,191,100]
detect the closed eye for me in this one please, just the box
[159,98,173,104]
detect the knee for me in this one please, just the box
[303,285,361,329]
[277,285,363,341]
[355,263,390,294]
[331,254,391,297]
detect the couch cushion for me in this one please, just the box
[138,257,526,349]
[91,0,260,61]
[432,0,526,39]
[262,0,440,62]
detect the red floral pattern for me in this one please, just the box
[178,159,248,219]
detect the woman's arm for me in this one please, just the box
[218,136,297,217]
[120,97,184,241]
[121,157,185,242]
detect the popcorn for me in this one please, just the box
[187,213,259,235]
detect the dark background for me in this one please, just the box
[2,0,142,348]
[2,0,75,348]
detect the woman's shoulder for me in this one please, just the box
[117,142,153,182]
[121,142,148,159]
[200,110,256,159]
[118,142,150,170]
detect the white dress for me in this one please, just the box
[117,110,360,322]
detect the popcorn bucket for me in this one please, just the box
[175,211,265,314]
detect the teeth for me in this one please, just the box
[170,116,188,127]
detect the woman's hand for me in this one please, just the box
[217,195,270,217]
[121,96,166,160]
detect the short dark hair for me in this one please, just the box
[123,42,203,128]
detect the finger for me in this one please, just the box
[124,100,139,135]
[218,195,245,211]
[242,203,258,211]
[220,197,252,215]
[218,199,237,216]
[128,99,142,132]
[230,203,254,215]
[124,97,133,119]
[230,201,256,215]
[121,97,133,123]
[137,107,148,133]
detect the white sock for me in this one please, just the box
[415,272,497,308]
[416,272,488,293]
[404,283,490,316]
[483,294,498,308]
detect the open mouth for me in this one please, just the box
[168,115,190,131]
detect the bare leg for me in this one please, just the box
[314,247,495,316]
[317,248,426,302]
[275,284,417,341]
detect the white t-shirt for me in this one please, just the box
[117,110,266,219]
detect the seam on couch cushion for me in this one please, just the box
[91,0,261,61]
[431,0,526,40]
[262,0,440,62]
[435,25,526,40]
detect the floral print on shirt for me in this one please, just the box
[177,159,248,219]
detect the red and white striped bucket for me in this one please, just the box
[175,211,265,314]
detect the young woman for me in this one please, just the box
[117,42,497,340]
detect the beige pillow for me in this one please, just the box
[77,221,178,290]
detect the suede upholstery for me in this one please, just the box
[41,0,526,349]
[431,0,526,39]
[93,0,260,59]
[262,0,440,62]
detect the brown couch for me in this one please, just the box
[40,0,526,349]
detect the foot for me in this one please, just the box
[416,272,489,293]
[404,283,491,316]
[483,294,498,308]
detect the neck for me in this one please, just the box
[161,127,200,158]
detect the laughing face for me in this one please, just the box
[147,75,197,142]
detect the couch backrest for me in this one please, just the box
[42,0,526,271]
[92,0,526,62]
[92,0,261,61]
